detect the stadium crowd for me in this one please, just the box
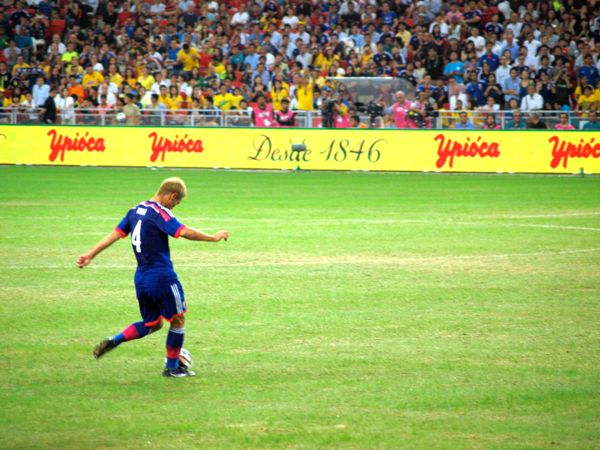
[1,0,600,129]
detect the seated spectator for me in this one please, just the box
[505,110,526,129]
[520,84,544,112]
[453,111,475,129]
[483,113,501,129]
[582,110,600,130]
[575,85,597,115]
[554,112,575,130]
[479,95,500,115]
[448,80,468,110]
[527,113,547,129]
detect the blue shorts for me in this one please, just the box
[135,279,187,326]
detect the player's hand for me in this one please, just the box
[214,231,229,242]
[77,253,92,268]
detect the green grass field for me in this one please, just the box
[0,166,599,449]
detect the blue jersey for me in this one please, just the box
[116,201,185,283]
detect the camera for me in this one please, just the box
[356,101,384,127]
[321,98,338,128]
[365,101,384,118]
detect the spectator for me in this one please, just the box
[483,113,501,129]
[505,110,526,129]
[20,91,38,123]
[251,94,274,127]
[466,70,485,107]
[520,84,544,112]
[350,113,367,128]
[40,88,58,123]
[582,110,600,130]
[501,67,520,104]
[122,93,141,125]
[274,98,296,127]
[32,76,49,107]
[453,111,475,129]
[214,84,233,111]
[579,55,599,88]
[500,30,519,62]
[527,113,547,129]
[82,65,104,90]
[56,88,76,125]
[552,68,573,110]
[97,94,113,117]
[0,0,596,129]
[554,112,575,130]
[575,85,597,114]
[443,51,465,84]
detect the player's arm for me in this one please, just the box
[179,226,228,242]
[76,229,122,268]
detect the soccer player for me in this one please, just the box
[76,177,228,377]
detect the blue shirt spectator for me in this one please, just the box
[454,112,475,129]
[502,69,520,103]
[466,73,486,106]
[479,46,500,72]
[500,38,520,62]
[444,52,465,84]
[578,55,599,87]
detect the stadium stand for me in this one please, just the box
[0,0,599,129]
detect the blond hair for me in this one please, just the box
[157,177,187,199]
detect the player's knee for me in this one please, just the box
[171,315,185,328]
[151,320,163,332]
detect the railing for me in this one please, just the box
[0,107,594,129]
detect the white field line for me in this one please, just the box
[442,220,600,233]
[7,211,600,223]
[2,217,600,239]
[2,247,599,270]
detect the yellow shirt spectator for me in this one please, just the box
[61,51,78,64]
[212,61,226,79]
[171,94,185,110]
[214,91,234,110]
[177,46,200,72]
[137,74,155,91]
[66,63,84,77]
[11,62,30,76]
[271,87,289,111]
[577,92,597,111]
[296,80,314,111]
[109,73,124,88]
[82,70,104,88]
[158,94,174,109]
[314,53,339,71]
[230,93,244,109]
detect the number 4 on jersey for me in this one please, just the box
[131,219,142,253]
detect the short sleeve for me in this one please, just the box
[155,213,186,239]
[116,211,131,238]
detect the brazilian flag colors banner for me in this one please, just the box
[1,125,599,174]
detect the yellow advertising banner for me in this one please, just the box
[1,125,599,174]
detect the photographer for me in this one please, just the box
[274,98,296,127]
[320,88,340,129]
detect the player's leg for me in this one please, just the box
[161,281,194,377]
[93,288,163,359]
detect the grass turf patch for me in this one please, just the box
[0,166,599,449]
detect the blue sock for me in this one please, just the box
[166,327,185,370]
[113,321,151,346]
